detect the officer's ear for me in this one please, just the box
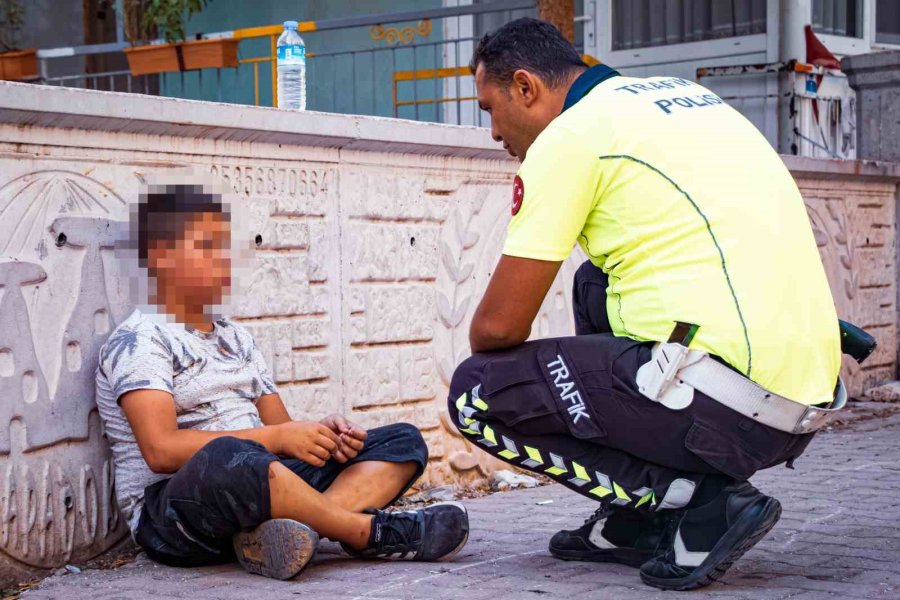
[511,69,542,107]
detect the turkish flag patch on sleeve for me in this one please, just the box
[512,175,524,216]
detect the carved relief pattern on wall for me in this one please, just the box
[803,180,896,397]
[0,170,129,569]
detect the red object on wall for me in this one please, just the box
[804,25,841,124]
[805,25,841,69]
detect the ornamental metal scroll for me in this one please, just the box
[370,19,433,46]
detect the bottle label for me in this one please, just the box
[277,44,306,64]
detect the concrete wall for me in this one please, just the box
[788,157,900,395]
[0,81,898,581]
[843,50,900,163]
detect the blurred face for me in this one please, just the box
[148,212,232,309]
[475,64,571,162]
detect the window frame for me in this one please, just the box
[581,0,900,62]
[586,0,771,69]
[607,0,768,53]
[809,0,900,53]
[811,0,865,40]
[872,0,900,49]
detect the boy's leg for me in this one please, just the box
[273,455,468,562]
[323,423,426,512]
[268,462,372,548]
[135,436,372,567]
[274,423,469,561]
[138,431,466,567]
[323,461,418,512]
[280,423,428,513]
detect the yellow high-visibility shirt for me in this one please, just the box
[503,65,841,406]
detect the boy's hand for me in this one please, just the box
[275,421,342,467]
[320,414,368,463]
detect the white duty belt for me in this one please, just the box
[635,341,846,435]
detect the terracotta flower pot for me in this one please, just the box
[181,38,239,70]
[0,49,38,81]
[124,44,182,76]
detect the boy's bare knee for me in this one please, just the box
[268,460,289,480]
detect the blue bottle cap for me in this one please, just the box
[284,20,299,29]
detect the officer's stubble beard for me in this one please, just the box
[498,68,585,163]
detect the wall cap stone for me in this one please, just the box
[0,80,510,161]
[3,81,899,180]
[781,156,900,181]
[841,50,900,88]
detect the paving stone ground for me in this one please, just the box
[21,403,900,600]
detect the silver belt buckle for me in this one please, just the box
[792,378,848,434]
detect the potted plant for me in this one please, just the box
[142,0,238,70]
[122,0,182,76]
[122,0,235,76]
[0,0,37,81]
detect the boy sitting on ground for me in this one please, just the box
[95,184,469,580]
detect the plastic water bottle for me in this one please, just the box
[277,20,306,110]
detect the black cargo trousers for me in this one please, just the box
[448,261,817,511]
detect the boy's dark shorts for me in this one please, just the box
[135,422,428,567]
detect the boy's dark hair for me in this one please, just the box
[469,18,587,90]
[136,184,228,266]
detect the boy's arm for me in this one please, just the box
[257,392,292,426]
[121,389,341,473]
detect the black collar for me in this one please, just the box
[562,64,621,112]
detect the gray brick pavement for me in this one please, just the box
[22,406,900,600]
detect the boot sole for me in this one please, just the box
[550,546,653,568]
[640,497,782,591]
[233,519,318,580]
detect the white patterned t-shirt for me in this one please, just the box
[95,309,277,536]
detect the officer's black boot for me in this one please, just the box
[549,505,669,567]
[639,481,781,591]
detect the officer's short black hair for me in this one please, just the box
[470,17,587,90]
[136,184,228,266]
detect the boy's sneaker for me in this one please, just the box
[549,505,669,567]
[233,519,318,580]
[640,481,781,591]
[346,501,469,561]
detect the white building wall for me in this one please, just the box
[581,0,898,155]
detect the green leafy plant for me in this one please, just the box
[123,0,210,45]
[0,0,24,52]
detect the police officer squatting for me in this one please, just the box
[447,18,876,591]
